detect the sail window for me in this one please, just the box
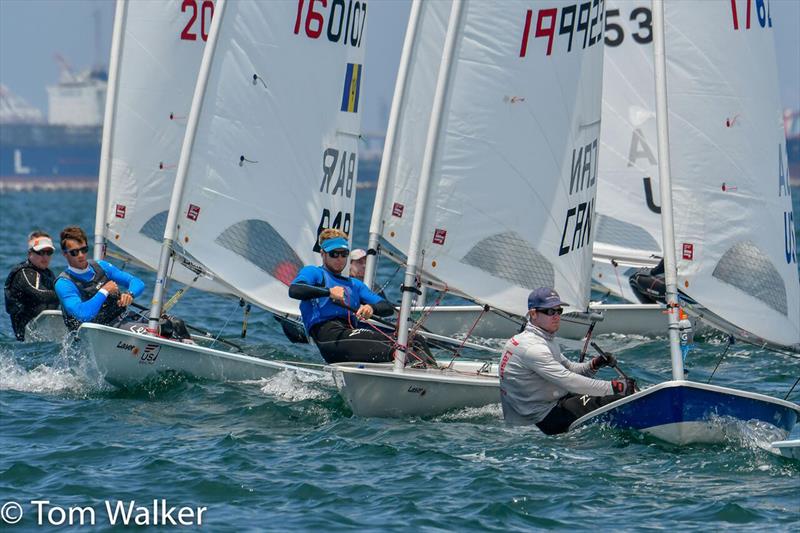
[712,241,788,316]
[139,211,169,242]
[215,219,304,285]
[594,214,660,253]
[461,231,554,289]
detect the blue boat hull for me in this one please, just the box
[570,381,800,444]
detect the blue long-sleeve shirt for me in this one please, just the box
[55,260,145,322]
[290,265,384,333]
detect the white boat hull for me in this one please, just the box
[24,310,68,343]
[331,360,499,418]
[78,322,322,386]
[417,303,667,340]
[569,381,800,445]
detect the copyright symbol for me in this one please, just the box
[1,501,23,524]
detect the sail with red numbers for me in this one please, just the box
[94,0,226,293]
[334,0,606,417]
[78,0,366,386]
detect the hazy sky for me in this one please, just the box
[1,0,798,133]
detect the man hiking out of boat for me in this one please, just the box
[4,231,61,341]
[54,226,193,341]
[55,225,147,332]
[499,287,637,434]
[289,229,432,365]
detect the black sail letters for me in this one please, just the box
[560,138,598,256]
[315,146,354,252]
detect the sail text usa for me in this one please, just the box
[779,144,797,264]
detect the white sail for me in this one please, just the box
[594,0,662,264]
[664,0,799,348]
[98,0,224,291]
[173,0,367,316]
[372,0,452,261]
[386,0,605,317]
[333,0,606,417]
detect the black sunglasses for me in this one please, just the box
[537,307,563,316]
[327,250,349,258]
[64,245,90,257]
[30,249,54,256]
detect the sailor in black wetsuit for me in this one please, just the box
[4,231,61,340]
[629,258,666,304]
[289,229,398,364]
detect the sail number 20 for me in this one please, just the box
[180,0,214,41]
[294,0,367,48]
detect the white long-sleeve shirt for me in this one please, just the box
[499,322,613,423]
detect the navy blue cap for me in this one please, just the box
[527,287,567,310]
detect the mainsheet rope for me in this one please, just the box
[446,304,489,368]
[342,288,429,366]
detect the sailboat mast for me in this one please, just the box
[651,0,684,380]
[364,0,423,289]
[93,0,127,261]
[147,0,227,332]
[394,0,464,371]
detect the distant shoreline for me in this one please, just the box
[1,175,799,192]
[0,178,381,192]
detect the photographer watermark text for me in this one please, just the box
[1,499,207,526]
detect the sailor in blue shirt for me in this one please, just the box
[54,226,145,331]
[289,228,397,364]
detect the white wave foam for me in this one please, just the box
[0,340,106,395]
[0,351,86,394]
[251,368,335,402]
[456,449,504,465]
[434,402,502,422]
[727,417,793,455]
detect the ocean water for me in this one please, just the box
[1,185,799,531]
